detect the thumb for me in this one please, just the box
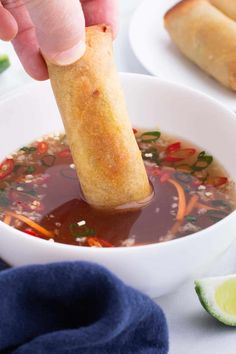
[25,0,85,65]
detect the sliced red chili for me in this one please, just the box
[58,148,72,158]
[24,228,45,239]
[0,159,14,179]
[87,237,113,248]
[166,142,181,154]
[206,176,228,187]
[165,148,196,162]
[37,142,48,155]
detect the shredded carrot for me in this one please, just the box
[3,214,11,225]
[87,237,112,248]
[168,178,186,221]
[185,195,199,216]
[196,202,219,211]
[6,211,54,238]
[87,237,103,248]
[166,220,182,240]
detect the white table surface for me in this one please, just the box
[0,1,236,353]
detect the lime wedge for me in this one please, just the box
[0,54,10,74]
[195,275,236,326]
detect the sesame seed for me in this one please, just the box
[198,185,206,191]
[171,203,178,208]
[205,192,213,197]
[77,220,86,227]
[70,164,75,169]
[144,153,153,157]
[173,196,179,201]
[16,187,24,191]
[55,222,61,227]
[155,207,160,213]
[48,238,55,243]
[76,237,87,243]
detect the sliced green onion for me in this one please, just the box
[20,146,37,154]
[41,154,56,167]
[207,210,228,222]
[69,223,96,238]
[140,131,161,143]
[25,166,36,174]
[186,215,197,222]
[192,151,213,171]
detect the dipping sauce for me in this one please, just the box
[0,130,235,247]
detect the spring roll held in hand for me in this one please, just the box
[210,0,236,21]
[164,0,236,91]
[47,25,151,209]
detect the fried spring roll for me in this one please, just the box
[47,25,151,209]
[210,0,236,21]
[164,0,236,91]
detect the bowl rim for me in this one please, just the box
[0,72,235,253]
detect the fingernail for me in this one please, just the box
[47,41,86,66]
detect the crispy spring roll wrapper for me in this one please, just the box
[210,0,236,21]
[47,25,151,209]
[164,0,236,91]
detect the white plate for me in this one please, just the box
[129,0,236,110]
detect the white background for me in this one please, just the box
[0,1,236,353]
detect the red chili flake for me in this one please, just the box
[165,148,196,162]
[58,148,72,158]
[37,142,48,155]
[87,237,113,248]
[0,159,14,180]
[23,228,44,239]
[206,176,228,187]
[132,128,138,134]
[166,142,181,154]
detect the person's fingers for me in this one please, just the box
[3,0,48,80]
[0,2,18,41]
[24,0,86,65]
[81,0,118,37]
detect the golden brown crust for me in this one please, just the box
[164,0,236,91]
[210,0,236,21]
[164,0,203,21]
[47,25,151,209]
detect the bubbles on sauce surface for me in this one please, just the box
[0,131,235,247]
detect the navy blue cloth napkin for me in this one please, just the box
[0,260,168,354]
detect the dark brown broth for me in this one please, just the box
[0,131,235,247]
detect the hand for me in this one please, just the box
[0,0,118,80]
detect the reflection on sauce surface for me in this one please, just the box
[0,130,235,247]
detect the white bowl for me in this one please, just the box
[0,74,236,298]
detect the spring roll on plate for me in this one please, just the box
[210,0,236,21]
[47,25,151,210]
[164,0,236,91]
